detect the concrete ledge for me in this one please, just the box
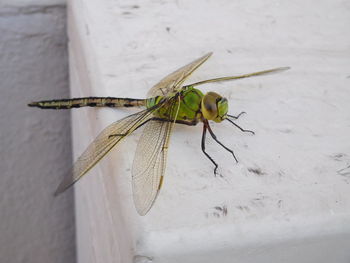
[68,0,350,262]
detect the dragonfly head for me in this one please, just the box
[201,92,228,123]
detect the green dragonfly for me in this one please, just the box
[29,52,289,215]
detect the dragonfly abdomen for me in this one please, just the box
[28,97,146,109]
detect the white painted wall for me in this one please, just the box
[0,1,75,263]
[69,0,350,262]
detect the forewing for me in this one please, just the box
[54,107,157,195]
[147,52,212,97]
[131,99,178,215]
[189,67,290,87]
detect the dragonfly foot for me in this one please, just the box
[242,128,255,135]
[214,167,217,176]
[232,154,238,163]
[212,166,224,178]
[226,118,255,135]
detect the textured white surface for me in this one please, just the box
[0,4,75,263]
[70,0,350,262]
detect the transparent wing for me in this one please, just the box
[54,107,159,195]
[131,98,178,215]
[147,52,213,97]
[188,67,290,87]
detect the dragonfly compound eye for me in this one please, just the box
[216,97,228,121]
[202,92,227,122]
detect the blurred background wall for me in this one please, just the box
[0,1,75,262]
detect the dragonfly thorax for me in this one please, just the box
[147,87,228,124]
[147,86,204,123]
[201,91,228,123]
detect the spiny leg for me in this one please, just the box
[227,111,246,120]
[201,123,219,176]
[226,118,255,134]
[108,117,154,139]
[205,120,238,163]
[108,117,198,138]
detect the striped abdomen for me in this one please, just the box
[28,97,146,109]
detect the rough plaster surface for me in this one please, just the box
[69,0,350,262]
[0,4,75,263]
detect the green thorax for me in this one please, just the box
[146,86,204,122]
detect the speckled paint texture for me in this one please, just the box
[68,0,350,262]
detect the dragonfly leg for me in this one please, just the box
[148,117,198,126]
[174,119,198,126]
[226,118,255,134]
[108,117,198,139]
[227,111,246,120]
[108,134,125,139]
[201,122,219,176]
[205,120,239,163]
[108,117,155,139]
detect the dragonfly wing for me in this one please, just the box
[131,120,174,215]
[131,98,178,215]
[54,107,158,195]
[147,52,213,97]
[189,67,290,87]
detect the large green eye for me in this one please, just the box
[201,92,228,122]
[217,97,228,122]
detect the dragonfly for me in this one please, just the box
[29,52,289,215]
